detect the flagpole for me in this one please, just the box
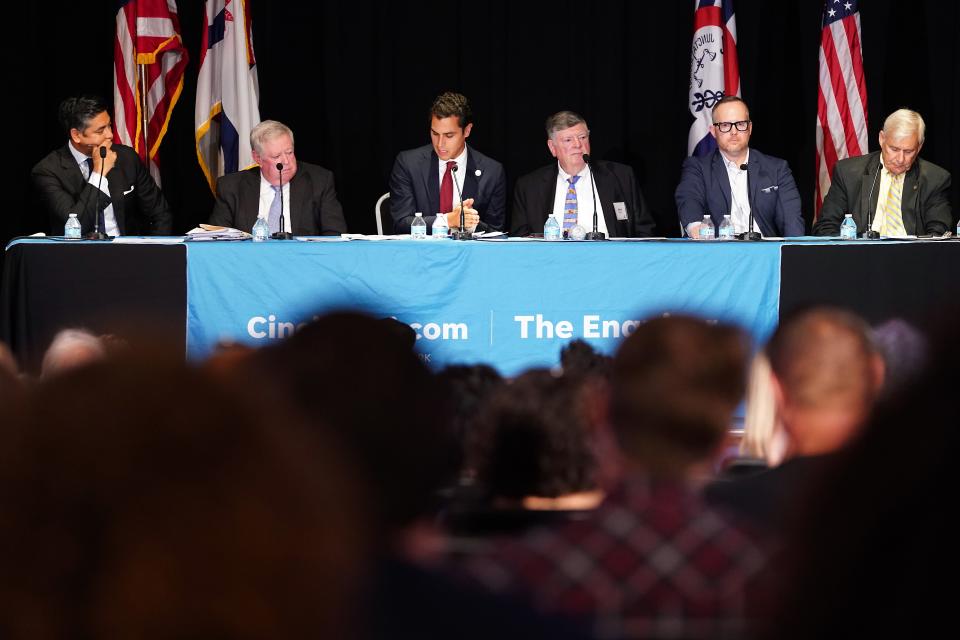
[139,63,150,170]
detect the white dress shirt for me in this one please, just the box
[549,162,608,236]
[257,174,291,233]
[70,144,119,237]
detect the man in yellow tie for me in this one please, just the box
[814,109,952,237]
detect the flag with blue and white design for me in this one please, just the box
[686,0,741,156]
[195,0,261,192]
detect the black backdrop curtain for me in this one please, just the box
[7,0,958,243]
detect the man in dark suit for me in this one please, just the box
[814,108,952,237]
[511,111,655,238]
[210,120,346,236]
[389,92,505,234]
[31,95,172,237]
[676,96,804,239]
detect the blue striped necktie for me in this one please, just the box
[563,175,580,229]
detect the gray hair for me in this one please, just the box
[545,111,588,139]
[882,108,925,145]
[41,328,106,378]
[250,120,295,154]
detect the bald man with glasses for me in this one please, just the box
[675,96,804,239]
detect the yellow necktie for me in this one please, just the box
[882,172,906,237]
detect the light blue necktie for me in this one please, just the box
[268,185,282,234]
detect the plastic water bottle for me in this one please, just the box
[718,214,735,240]
[543,215,561,240]
[411,212,427,239]
[698,215,715,240]
[252,216,270,242]
[840,214,858,240]
[64,213,81,239]
[956,218,959,238]
[432,212,448,238]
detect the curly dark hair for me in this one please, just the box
[467,369,597,500]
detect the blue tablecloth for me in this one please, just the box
[186,238,784,374]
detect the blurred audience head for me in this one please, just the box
[870,317,928,397]
[610,315,749,476]
[766,307,884,457]
[467,369,599,504]
[759,313,956,638]
[437,363,505,477]
[0,350,367,639]
[40,328,106,378]
[247,311,455,535]
[559,339,612,379]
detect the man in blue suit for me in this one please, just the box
[675,96,804,239]
[389,92,505,234]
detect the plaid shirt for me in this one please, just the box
[453,475,771,639]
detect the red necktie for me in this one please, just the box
[439,161,456,213]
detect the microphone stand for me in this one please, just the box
[450,164,472,240]
[85,146,111,240]
[736,161,761,241]
[862,161,881,239]
[582,154,606,240]
[271,162,294,240]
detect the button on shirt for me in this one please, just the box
[550,163,608,236]
[720,150,760,235]
[257,175,291,233]
[70,144,120,237]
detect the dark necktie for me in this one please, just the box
[439,161,456,214]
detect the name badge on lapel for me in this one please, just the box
[613,202,628,221]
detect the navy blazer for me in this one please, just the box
[209,162,347,235]
[813,151,952,236]
[510,160,656,238]
[675,148,805,237]
[31,143,172,236]
[388,144,506,233]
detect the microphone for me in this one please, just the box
[85,146,110,240]
[451,164,472,240]
[737,161,761,241]
[582,154,606,241]
[271,162,294,240]
[862,161,881,239]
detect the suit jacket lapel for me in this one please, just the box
[241,169,261,230]
[540,167,558,225]
[592,164,619,232]
[746,158,768,236]
[900,162,921,235]
[464,147,479,201]
[860,152,882,229]
[711,151,732,216]
[424,148,440,214]
[289,170,309,234]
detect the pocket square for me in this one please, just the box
[123,185,135,195]
[760,185,779,193]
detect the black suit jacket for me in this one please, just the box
[209,162,347,235]
[814,151,953,236]
[510,161,656,238]
[31,143,172,236]
[389,144,506,234]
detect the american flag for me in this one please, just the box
[687,0,740,156]
[113,0,189,185]
[815,0,867,218]
[195,0,261,193]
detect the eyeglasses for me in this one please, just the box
[714,120,751,133]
